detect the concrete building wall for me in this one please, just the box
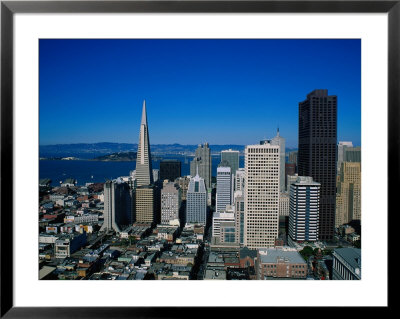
[244,142,280,249]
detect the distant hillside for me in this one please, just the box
[39,142,297,159]
[92,151,138,161]
[39,142,137,159]
[39,143,245,158]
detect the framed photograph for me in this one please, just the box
[1,0,395,316]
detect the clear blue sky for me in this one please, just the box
[39,39,361,148]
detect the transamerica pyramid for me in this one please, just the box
[135,100,154,186]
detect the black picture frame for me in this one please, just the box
[1,0,395,317]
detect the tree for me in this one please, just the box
[299,246,314,261]
[323,249,333,256]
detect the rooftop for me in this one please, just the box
[258,247,306,264]
[334,247,361,270]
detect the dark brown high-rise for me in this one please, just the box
[160,160,181,182]
[298,90,337,241]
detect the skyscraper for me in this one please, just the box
[235,168,245,192]
[135,185,158,224]
[244,141,280,249]
[344,146,361,163]
[160,160,181,182]
[100,179,131,233]
[298,89,337,241]
[186,171,207,225]
[234,190,245,245]
[135,100,153,187]
[216,164,232,213]
[285,163,296,189]
[286,173,299,193]
[175,176,190,201]
[271,129,286,193]
[161,181,182,225]
[288,150,298,168]
[288,176,320,242]
[134,100,159,224]
[152,169,160,183]
[335,162,361,227]
[337,141,353,172]
[221,149,240,179]
[190,143,211,189]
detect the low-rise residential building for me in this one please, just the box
[204,269,226,280]
[256,247,307,279]
[54,232,87,259]
[239,247,257,268]
[153,224,180,242]
[39,233,59,244]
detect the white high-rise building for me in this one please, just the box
[186,171,207,225]
[216,165,232,213]
[271,129,286,193]
[288,176,320,242]
[235,168,245,192]
[244,141,280,249]
[161,182,181,225]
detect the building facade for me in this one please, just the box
[279,192,290,217]
[337,141,353,173]
[100,179,131,233]
[135,185,157,224]
[235,168,245,192]
[190,143,212,189]
[288,150,298,168]
[244,141,280,249]
[288,176,320,242]
[216,165,232,213]
[298,89,337,241]
[256,247,307,279]
[161,182,182,225]
[286,173,299,193]
[152,169,159,183]
[212,207,235,239]
[234,190,245,245]
[332,248,361,280]
[175,176,190,201]
[160,160,181,182]
[285,163,296,189]
[271,129,286,193]
[221,149,240,180]
[186,173,207,225]
[344,146,361,163]
[335,162,361,227]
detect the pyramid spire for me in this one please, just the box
[136,99,153,186]
[141,100,147,126]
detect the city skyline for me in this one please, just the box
[39,39,361,147]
